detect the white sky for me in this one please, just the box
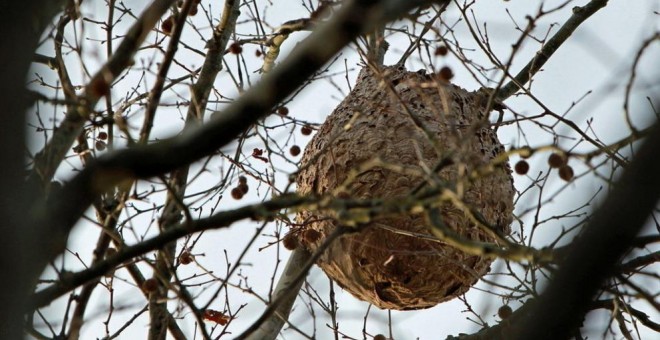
[29,1,659,339]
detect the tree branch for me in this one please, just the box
[447,116,660,339]
[30,0,176,186]
[28,0,444,300]
[245,247,312,339]
[497,0,609,100]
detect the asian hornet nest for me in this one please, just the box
[294,65,514,310]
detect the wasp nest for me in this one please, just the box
[295,65,514,310]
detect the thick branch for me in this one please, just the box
[497,0,609,100]
[245,247,312,339]
[29,0,442,296]
[449,118,660,339]
[31,0,176,185]
[0,0,66,338]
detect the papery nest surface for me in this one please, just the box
[294,65,515,310]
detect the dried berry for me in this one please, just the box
[90,77,110,97]
[179,251,194,265]
[238,183,249,194]
[514,160,529,175]
[161,15,175,36]
[373,335,387,340]
[498,305,513,319]
[238,176,247,184]
[290,145,301,157]
[558,165,574,181]
[252,148,263,156]
[277,106,289,115]
[189,5,198,16]
[228,42,242,54]
[98,131,108,140]
[142,278,159,292]
[282,232,298,250]
[231,187,244,200]
[255,49,263,57]
[434,45,448,56]
[203,309,230,325]
[302,229,321,243]
[438,66,454,81]
[301,125,313,135]
[548,153,566,168]
[95,140,107,151]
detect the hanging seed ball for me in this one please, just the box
[548,152,566,168]
[228,42,242,54]
[434,45,448,56]
[238,183,249,194]
[142,278,159,293]
[282,232,299,250]
[301,125,313,135]
[238,175,247,184]
[290,145,301,157]
[498,305,513,319]
[438,66,454,81]
[98,131,108,140]
[179,251,194,265]
[373,335,387,340]
[558,165,574,181]
[230,187,244,200]
[95,140,107,151]
[514,160,529,175]
[277,106,289,115]
[161,15,175,36]
[295,65,515,310]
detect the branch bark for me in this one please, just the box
[497,0,609,100]
[447,115,660,339]
[0,0,66,338]
[28,0,443,304]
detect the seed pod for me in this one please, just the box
[95,141,107,151]
[142,278,159,293]
[301,125,313,135]
[230,187,243,200]
[228,42,242,54]
[161,15,175,36]
[514,160,529,175]
[179,251,194,265]
[558,165,574,181]
[302,229,321,243]
[238,183,249,194]
[434,46,448,56]
[290,145,301,157]
[548,153,566,168]
[282,232,298,250]
[438,66,454,81]
[498,305,513,319]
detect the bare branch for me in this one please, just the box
[497,0,609,100]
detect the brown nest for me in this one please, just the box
[294,65,515,310]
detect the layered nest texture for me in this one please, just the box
[295,65,515,310]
